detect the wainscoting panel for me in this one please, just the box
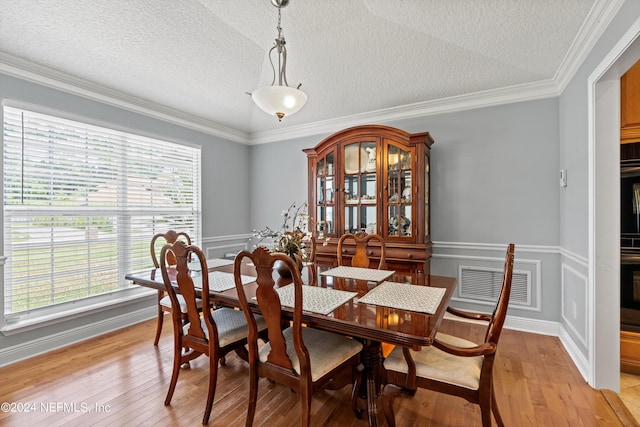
[431,242,544,313]
[561,263,588,347]
[201,233,251,260]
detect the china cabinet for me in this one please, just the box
[303,125,434,273]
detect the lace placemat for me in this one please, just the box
[273,285,358,315]
[320,266,395,282]
[192,271,255,292]
[357,281,446,314]
[188,258,234,271]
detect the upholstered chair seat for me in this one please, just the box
[186,308,267,348]
[160,294,202,312]
[258,327,362,382]
[384,332,483,390]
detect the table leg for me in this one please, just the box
[355,339,383,427]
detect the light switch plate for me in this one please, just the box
[560,169,567,187]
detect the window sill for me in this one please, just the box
[1,287,156,336]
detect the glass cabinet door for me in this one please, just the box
[386,143,413,237]
[343,141,377,234]
[315,152,335,237]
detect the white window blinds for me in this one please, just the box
[3,105,201,316]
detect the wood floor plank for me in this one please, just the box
[0,317,629,426]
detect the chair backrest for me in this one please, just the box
[160,240,213,341]
[151,230,191,268]
[337,231,387,269]
[234,247,310,378]
[484,243,515,346]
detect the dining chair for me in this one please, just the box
[233,246,364,427]
[301,235,318,285]
[381,243,515,427]
[160,240,266,425]
[150,230,197,346]
[337,231,387,269]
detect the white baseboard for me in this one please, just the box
[0,306,156,367]
[558,324,591,383]
[503,314,561,336]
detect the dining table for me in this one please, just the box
[125,258,457,427]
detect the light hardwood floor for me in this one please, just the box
[0,317,631,426]
[621,372,640,424]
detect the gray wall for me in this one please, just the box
[249,134,319,231]
[250,99,562,322]
[250,99,560,245]
[0,73,250,364]
[399,100,560,245]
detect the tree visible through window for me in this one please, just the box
[2,105,201,317]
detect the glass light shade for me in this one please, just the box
[252,85,308,120]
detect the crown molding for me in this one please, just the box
[0,53,250,144]
[554,0,626,92]
[0,53,561,146]
[248,79,560,144]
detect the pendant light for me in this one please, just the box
[251,0,307,121]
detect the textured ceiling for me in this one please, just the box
[0,0,604,141]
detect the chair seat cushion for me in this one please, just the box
[383,332,483,390]
[259,327,363,382]
[184,308,266,348]
[159,294,203,312]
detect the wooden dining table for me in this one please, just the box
[125,259,457,427]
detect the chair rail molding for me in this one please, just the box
[434,241,588,266]
[201,233,252,243]
[201,233,252,260]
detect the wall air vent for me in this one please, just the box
[458,265,531,307]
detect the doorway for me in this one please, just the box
[590,18,640,391]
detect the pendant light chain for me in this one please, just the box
[275,6,286,87]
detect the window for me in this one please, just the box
[2,105,201,321]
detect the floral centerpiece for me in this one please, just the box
[251,201,312,276]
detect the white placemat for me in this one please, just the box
[357,281,446,314]
[272,285,358,315]
[320,266,395,282]
[192,271,255,292]
[188,258,234,271]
